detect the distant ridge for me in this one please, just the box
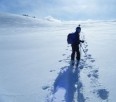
[0,13,61,27]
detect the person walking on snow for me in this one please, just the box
[67,25,84,65]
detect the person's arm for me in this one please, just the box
[78,34,84,43]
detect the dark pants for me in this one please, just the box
[71,44,80,61]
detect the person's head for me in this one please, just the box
[76,25,81,33]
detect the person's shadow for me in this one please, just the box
[52,65,80,102]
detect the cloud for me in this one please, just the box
[0,0,116,20]
[44,16,62,23]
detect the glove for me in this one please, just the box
[81,40,84,43]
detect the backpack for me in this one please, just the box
[67,33,77,44]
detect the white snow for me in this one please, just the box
[0,13,116,102]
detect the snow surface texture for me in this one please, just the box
[0,13,116,102]
[46,40,109,102]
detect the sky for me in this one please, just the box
[0,0,116,20]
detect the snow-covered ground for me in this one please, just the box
[0,13,116,102]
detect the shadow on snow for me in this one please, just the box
[51,64,85,102]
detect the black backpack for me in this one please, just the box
[67,33,77,44]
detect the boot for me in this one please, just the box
[76,60,80,67]
[70,60,75,66]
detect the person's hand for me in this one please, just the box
[81,40,84,43]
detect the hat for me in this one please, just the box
[76,25,81,33]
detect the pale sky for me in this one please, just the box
[0,0,116,20]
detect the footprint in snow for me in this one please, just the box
[62,54,66,56]
[42,86,50,90]
[58,60,62,62]
[97,89,109,100]
[50,70,56,72]
[90,59,95,63]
